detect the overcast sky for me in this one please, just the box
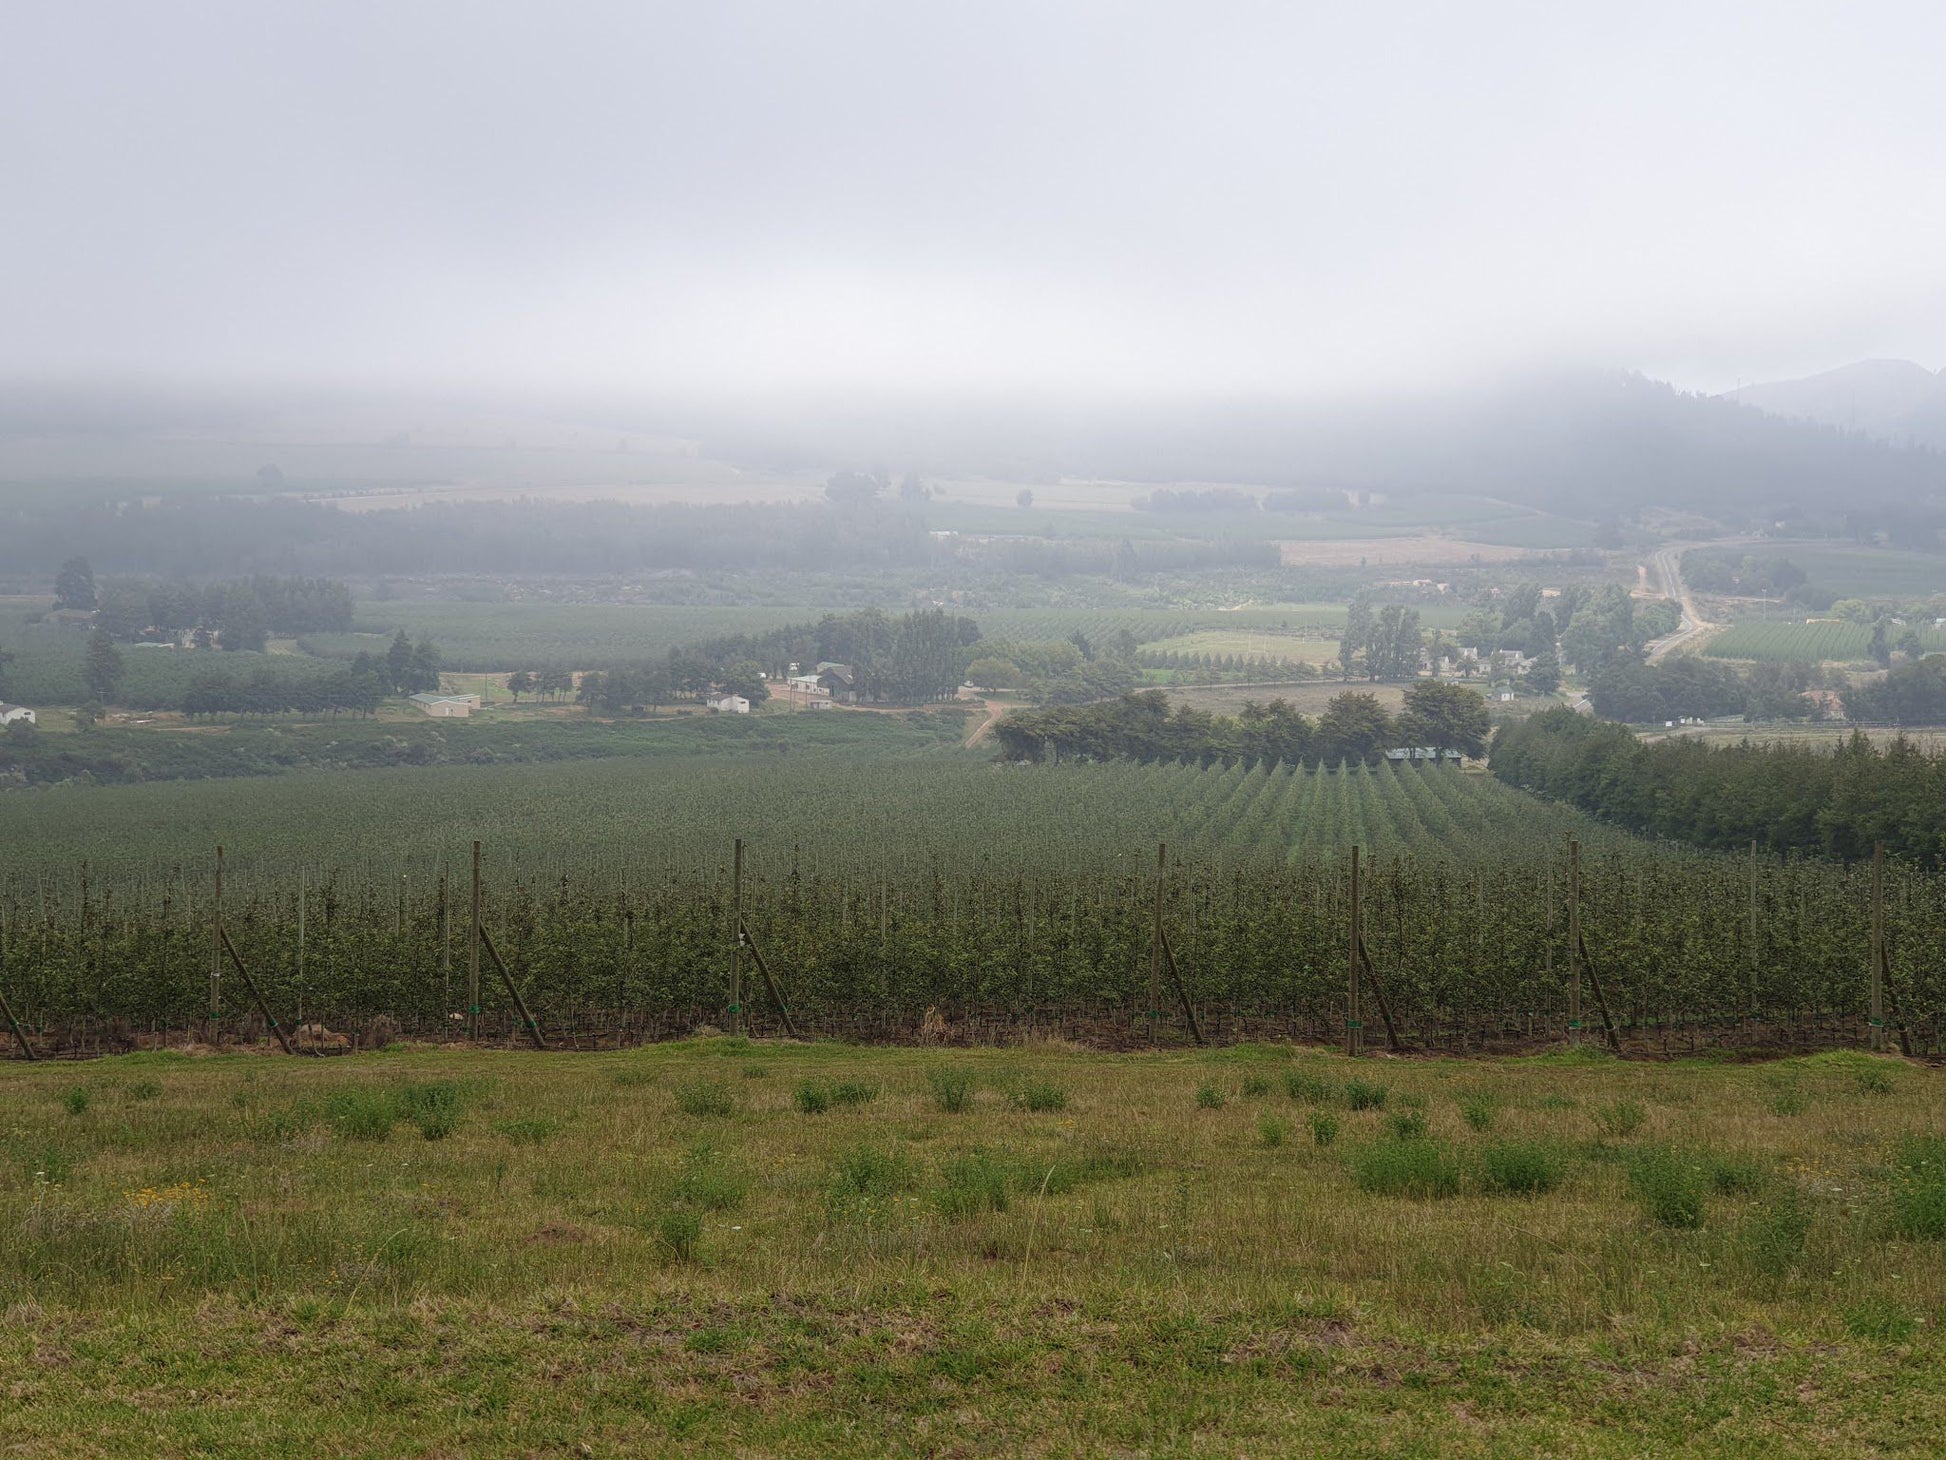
[4,2,1944,401]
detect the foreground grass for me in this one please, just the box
[2,1042,1944,1456]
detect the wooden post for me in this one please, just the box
[1149,844,1166,1044]
[437,868,450,1015]
[1748,839,1759,1019]
[1567,840,1582,1047]
[729,839,745,1036]
[1156,927,1207,1046]
[296,868,307,1025]
[479,926,547,1049]
[740,921,800,1039]
[469,841,482,1041]
[210,846,224,1025]
[1346,846,1363,1057]
[1870,843,1886,1052]
[217,925,298,1056]
[0,983,35,1060]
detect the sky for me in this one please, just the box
[4,1,1945,402]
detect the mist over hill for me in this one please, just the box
[1726,359,1946,450]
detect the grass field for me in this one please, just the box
[1140,629,1341,664]
[2,1041,1941,1455]
[1691,544,1946,601]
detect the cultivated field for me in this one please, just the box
[2,1042,1942,1455]
[1704,620,1946,663]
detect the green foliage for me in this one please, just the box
[395,1081,472,1141]
[1344,1079,1388,1112]
[1889,1136,1946,1240]
[1739,1191,1812,1276]
[673,1145,747,1212]
[325,1090,397,1141]
[928,1070,976,1114]
[1257,1115,1289,1148]
[1592,1099,1647,1139]
[1240,1074,1272,1098]
[1351,1139,1461,1199]
[124,1080,164,1103]
[654,1207,702,1262]
[831,1080,879,1108]
[936,1150,1011,1220]
[1283,1069,1336,1105]
[61,1087,90,1117]
[793,1081,832,1115]
[1478,1142,1565,1195]
[1844,1298,1918,1342]
[1856,1065,1897,1096]
[675,1081,735,1118]
[1458,1095,1498,1132]
[827,1143,916,1219]
[1628,1150,1707,1229]
[1385,1111,1428,1140]
[1195,1083,1227,1110]
[1010,1079,1068,1114]
[1308,1112,1340,1147]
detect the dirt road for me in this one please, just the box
[1642,542,1715,663]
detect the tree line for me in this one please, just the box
[993,682,1492,766]
[1489,706,1946,862]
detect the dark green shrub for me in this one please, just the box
[675,1081,734,1118]
[1386,1110,1428,1140]
[1284,1069,1335,1104]
[1629,1150,1706,1229]
[655,1207,702,1262]
[1011,1079,1067,1113]
[1344,1079,1388,1112]
[928,1069,975,1114]
[936,1150,1011,1220]
[1351,1139,1461,1199]
[794,1081,832,1115]
[1480,1141,1565,1195]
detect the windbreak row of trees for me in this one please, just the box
[1490,707,1946,862]
[994,683,1491,766]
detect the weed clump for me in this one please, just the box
[675,1081,734,1118]
[1479,1141,1565,1195]
[1010,1079,1067,1113]
[1591,1100,1646,1139]
[936,1150,1011,1220]
[325,1089,396,1141]
[1308,1111,1340,1147]
[1458,1095,1497,1132]
[673,1144,747,1211]
[62,1087,90,1118]
[1888,1135,1946,1240]
[1845,1298,1917,1342]
[832,1080,879,1108]
[928,1069,975,1114]
[1536,1093,1576,1112]
[396,1081,469,1141]
[1386,1110,1428,1141]
[124,1080,163,1103]
[1739,1190,1811,1276]
[1351,1139,1461,1199]
[1706,1155,1768,1196]
[793,1081,832,1115]
[1283,1069,1335,1105]
[1258,1115,1289,1148]
[827,1143,916,1220]
[1343,1079,1388,1112]
[1856,1065,1897,1096]
[1629,1149,1707,1229]
[1240,1074,1272,1098]
[1195,1083,1227,1110]
[655,1207,702,1262]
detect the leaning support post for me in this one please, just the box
[478,926,547,1050]
[728,839,746,1037]
[0,984,36,1061]
[1573,930,1625,1055]
[1870,843,1887,1052]
[217,926,299,1056]
[1355,941,1405,1053]
[1148,844,1166,1044]
[469,841,483,1041]
[211,846,224,1025]
[1156,927,1207,1046]
[739,920,800,1039]
[1346,846,1363,1056]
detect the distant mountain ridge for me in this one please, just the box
[1726,359,1946,447]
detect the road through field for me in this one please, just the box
[1643,542,1715,662]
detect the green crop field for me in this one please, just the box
[4,750,1943,1043]
[301,604,811,672]
[1704,620,1946,662]
[1693,544,1946,601]
[1,1042,1942,1456]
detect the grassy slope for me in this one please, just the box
[1,1042,1940,1456]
